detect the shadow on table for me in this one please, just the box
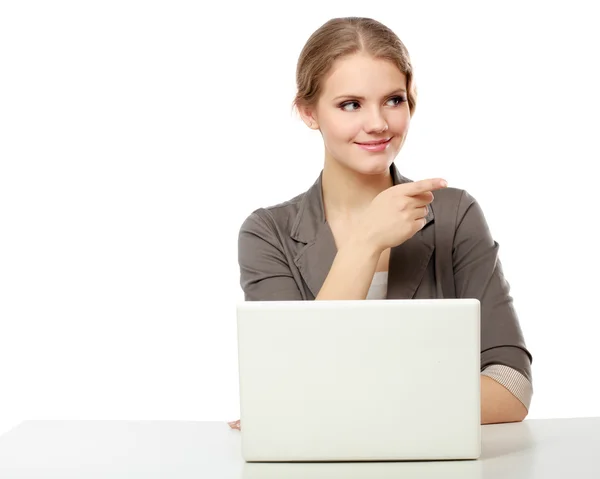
[242,458,482,479]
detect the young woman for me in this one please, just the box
[228,17,532,430]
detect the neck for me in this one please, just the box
[321,156,393,218]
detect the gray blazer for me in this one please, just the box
[238,164,532,383]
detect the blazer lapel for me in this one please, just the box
[386,223,435,299]
[294,224,337,299]
[290,164,436,299]
[387,165,436,299]
[290,173,337,298]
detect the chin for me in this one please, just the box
[352,154,395,176]
[327,144,398,176]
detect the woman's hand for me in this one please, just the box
[228,419,241,430]
[352,178,447,253]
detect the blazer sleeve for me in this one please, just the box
[238,210,303,301]
[453,190,533,383]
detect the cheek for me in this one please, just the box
[322,116,363,142]
[390,110,411,133]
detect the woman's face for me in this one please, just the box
[303,53,411,176]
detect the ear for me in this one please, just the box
[297,104,320,130]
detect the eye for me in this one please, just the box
[340,101,360,112]
[339,96,407,112]
[387,96,407,106]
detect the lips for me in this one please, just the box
[355,138,392,145]
[354,137,393,152]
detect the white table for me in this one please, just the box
[0,417,598,478]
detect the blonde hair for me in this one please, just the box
[293,17,417,116]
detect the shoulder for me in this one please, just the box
[239,189,307,240]
[430,186,492,242]
[431,186,477,218]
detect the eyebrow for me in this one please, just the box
[332,88,407,102]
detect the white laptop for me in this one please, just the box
[236,299,481,462]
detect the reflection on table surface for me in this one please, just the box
[241,423,536,479]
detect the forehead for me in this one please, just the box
[320,53,407,99]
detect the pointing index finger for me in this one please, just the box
[402,178,448,196]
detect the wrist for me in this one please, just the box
[344,231,382,260]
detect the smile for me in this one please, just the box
[355,137,392,152]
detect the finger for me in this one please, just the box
[396,178,447,196]
[228,419,241,429]
[407,192,434,207]
[412,205,429,219]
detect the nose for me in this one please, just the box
[364,107,388,134]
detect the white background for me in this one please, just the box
[1,0,599,437]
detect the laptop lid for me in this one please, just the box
[236,299,481,462]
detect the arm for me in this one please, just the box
[482,363,532,421]
[453,190,533,423]
[481,375,527,424]
[315,235,381,300]
[317,179,445,300]
[238,210,380,300]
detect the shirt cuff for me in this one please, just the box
[481,364,533,411]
